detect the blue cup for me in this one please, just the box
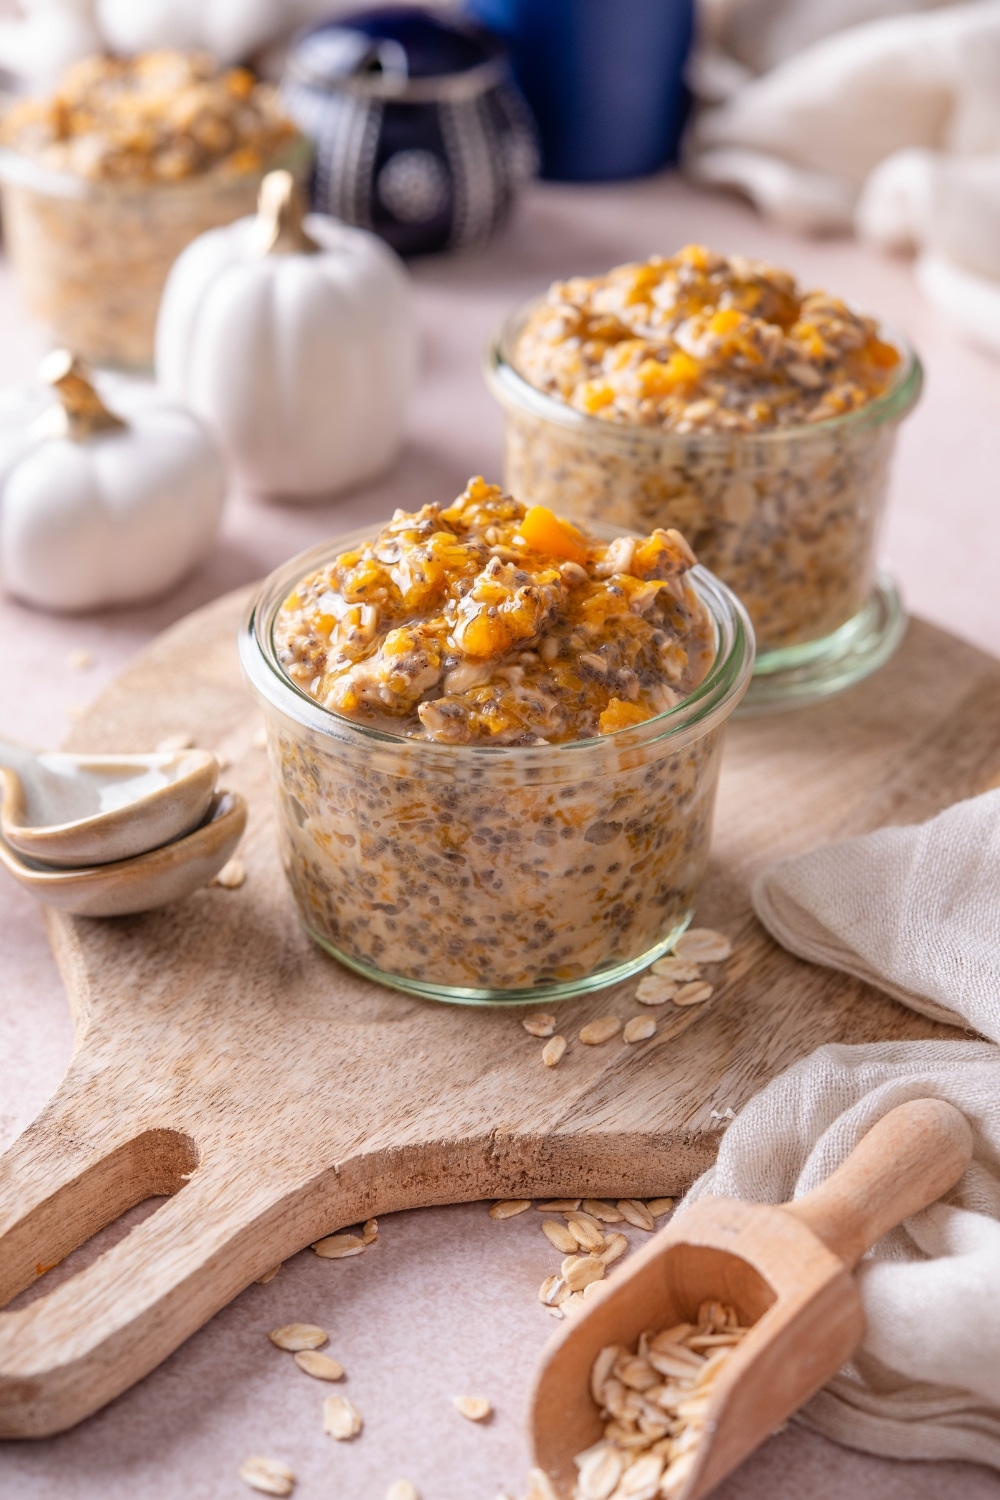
[465,0,693,181]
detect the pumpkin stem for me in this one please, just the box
[256,169,319,255]
[37,351,127,441]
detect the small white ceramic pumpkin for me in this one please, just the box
[0,353,226,612]
[155,171,418,501]
[96,0,286,67]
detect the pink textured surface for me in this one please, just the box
[1,174,999,1499]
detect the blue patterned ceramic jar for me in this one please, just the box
[281,7,538,257]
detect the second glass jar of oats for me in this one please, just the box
[486,245,922,709]
[0,51,306,368]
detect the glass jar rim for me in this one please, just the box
[239,518,755,778]
[0,134,310,202]
[485,292,923,450]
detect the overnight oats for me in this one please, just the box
[486,245,922,709]
[0,51,305,367]
[240,478,753,1004]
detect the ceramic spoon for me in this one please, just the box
[529,1097,973,1500]
[0,790,247,916]
[0,741,218,867]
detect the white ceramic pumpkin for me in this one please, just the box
[0,353,226,612]
[96,0,288,67]
[0,0,102,89]
[155,171,418,502]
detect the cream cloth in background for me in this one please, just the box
[678,788,1000,1467]
[686,0,1000,356]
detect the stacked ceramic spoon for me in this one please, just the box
[0,739,246,915]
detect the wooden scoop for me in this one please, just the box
[529,1098,973,1500]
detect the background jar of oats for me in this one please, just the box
[486,299,922,711]
[240,523,753,1007]
[0,140,309,369]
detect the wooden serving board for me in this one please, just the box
[1,592,998,1441]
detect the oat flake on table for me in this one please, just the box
[313,1232,365,1258]
[453,1394,493,1422]
[323,1394,363,1439]
[579,1015,621,1045]
[238,1455,295,1496]
[293,1349,344,1381]
[268,1323,327,1352]
[542,1035,567,1067]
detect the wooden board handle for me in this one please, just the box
[783,1098,973,1270]
[0,1061,323,1437]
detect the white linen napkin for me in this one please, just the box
[685,0,1000,357]
[686,0,1000,233]
[677,788,1000,1468]
[752,786,1000,1038]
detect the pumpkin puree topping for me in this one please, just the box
[515,244,901,433]
[274,478,715,745]
[1,50,296,183]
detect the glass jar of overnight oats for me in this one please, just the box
[240,479,753,1005]
[0,51,306,369]
[486,246,922,711]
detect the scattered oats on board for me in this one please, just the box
[536,1199,580,1212]
[598,1232,628,1265]
[323,1394,363,1439]
[68,648,93,671]
[539,1274,570,1309]
[579,1015,621,1045]
[523,1012,556,1037]
[646,1197,674,1217]
[674,981,714,1007]
[566,1207,603,1229]
[489,1199,532,1220]
[650,955,702,982]
[313,1232,365,1258]
[386,1483,419,1500]
[256,1264,281,1285]
[711,1106,737,1126]
[582,1199,623,1223]
[542,1219,578,1254]
[616,1199,655,1231]
[635,975,677,1007]
[562,1255,605,1292]
[268,1323,327,1351]
[294,1349,344,1381]
[362,1217,378,1243]
[213,858,246,890]
[541,1034,567,1067]
[624,1015,656,1043]
[452,1394,493,1422]
[155,731,194,753]
[565,1214,605,1251]
[675,928,733,963]
[239,1455,295,1496]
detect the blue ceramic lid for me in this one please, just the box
[286,7,506,96]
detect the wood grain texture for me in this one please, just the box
[0,593,997,1440]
